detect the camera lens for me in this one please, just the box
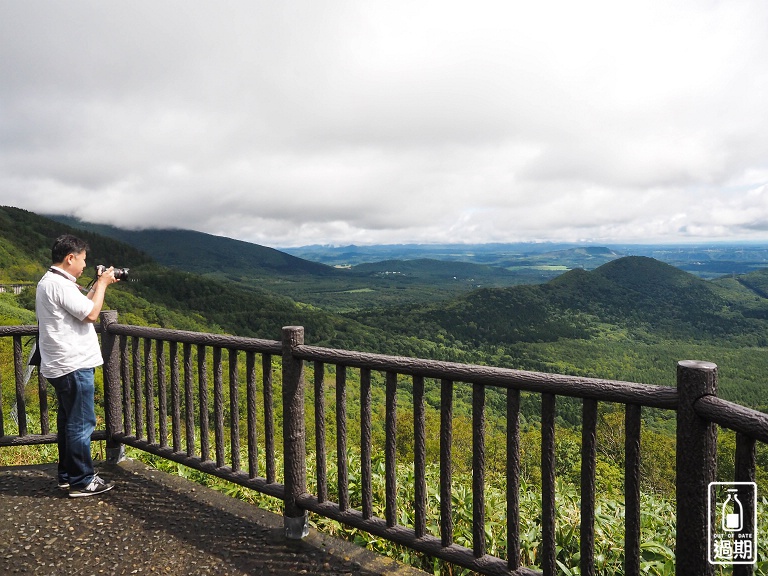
[96,265,129,280]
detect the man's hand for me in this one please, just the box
[96,266,119,286]
[85,267,118,322]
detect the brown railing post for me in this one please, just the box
[676,360,718,576]
[282,326,309,539]
[100,310,125,464]
[13,335,27,436]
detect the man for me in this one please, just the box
[36,234,119,497]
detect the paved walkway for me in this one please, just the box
[0,460,427,576]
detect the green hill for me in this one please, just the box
[345,256,768,408]
[0,206,416,353]
[350,256,761,346]
[542,256,743,338]
[0,207,154,284]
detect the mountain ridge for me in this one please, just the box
[349,255,767,348]
[45,215,340,278]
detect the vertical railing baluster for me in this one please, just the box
[625,404,641,576]
[170,340,181,453]
[132,336,143,440]
[360,367,372,519]
[144,339,155,445]
[246,351,258,478]
[157,339,168,448]
[120,335,132,436]
[440,378,454,548]
[473,382,486,558]
[184,343,196,457]
[213,346,225,467]
[229,349,241,472]
[100,311,123,463]
[734,433,756,576]
[314,361,327,503]
[337,365,349,511]
[541,393,556,575]
[414,375,427,538]
[580,399,598,576]
[13,335,27,436]
[263,353,276,484]
[11,337,23,437]
[38,371,49,435]
[0,351,4,436]
[507,388,521,570]
[734,429,757,478]
[385,371,397,527]
[198,345,210,462]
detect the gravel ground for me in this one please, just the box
[0,460,426,576]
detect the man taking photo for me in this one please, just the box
[36,234,119,497]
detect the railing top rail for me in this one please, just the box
[294,343,679,409]
[694,394,768,443]
[0,325,37,336]
[105,323,283,354]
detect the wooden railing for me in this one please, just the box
[2,311,767,576]
[0,284,32,295]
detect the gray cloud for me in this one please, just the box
[1,0,768,247]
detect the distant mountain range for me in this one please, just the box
[285,241,768,278]
[49,214,768,280]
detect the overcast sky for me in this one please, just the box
[2,1,768,247]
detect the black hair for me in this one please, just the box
[51,234,90,264]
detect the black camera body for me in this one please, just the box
[96,265,130,280]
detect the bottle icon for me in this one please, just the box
[722,488,743,532]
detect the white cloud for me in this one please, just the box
[1,0,768,247]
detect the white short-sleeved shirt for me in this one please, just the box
[35,267,102,379]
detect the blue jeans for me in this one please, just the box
[49,368,96,489]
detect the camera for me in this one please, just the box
[96,265,130,280]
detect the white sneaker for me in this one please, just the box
[68,474,114,498]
